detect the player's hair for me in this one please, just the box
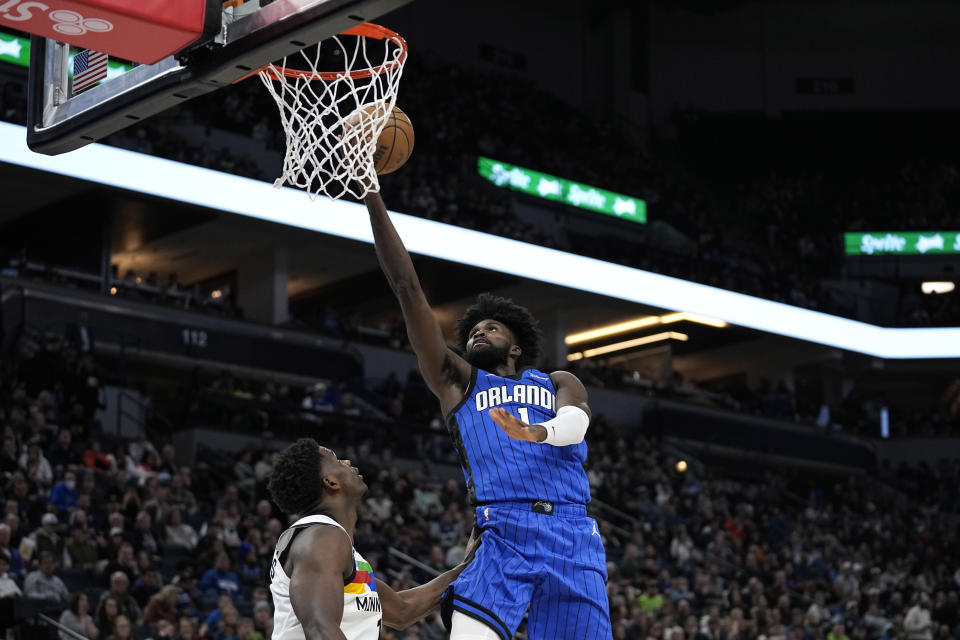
[268,438,325,515]
[455,293,542,369]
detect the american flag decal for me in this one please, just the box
[72,49,108,94]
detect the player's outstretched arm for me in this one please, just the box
[364,192,471,407]
[376,531,480,629]
[490,371,591,445]
[287,527,352,640]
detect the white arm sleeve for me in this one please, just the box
[537,405,590,447]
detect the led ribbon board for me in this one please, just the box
[1,121,958,359]
[845,231,960,256]
[0,30,134,76]
[477,156,646,224]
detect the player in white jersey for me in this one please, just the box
[267,438,476,640]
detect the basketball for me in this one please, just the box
[372,106,415,175]
[341,102,415,175]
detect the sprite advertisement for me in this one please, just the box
[477,156,646,224]
[845,231,960,256]
[0,30,133,75]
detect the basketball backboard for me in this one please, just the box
[26,0,413,155]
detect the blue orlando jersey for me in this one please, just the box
[446,367,591,505]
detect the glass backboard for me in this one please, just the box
[26,0,412,155]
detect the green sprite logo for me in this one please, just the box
[859,234,907,255]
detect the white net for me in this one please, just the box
[257,24,407,200]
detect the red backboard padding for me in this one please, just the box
[0,0,210,64]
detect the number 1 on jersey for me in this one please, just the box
[518,407,530,424]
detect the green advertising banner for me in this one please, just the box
[0,30,134,74]
[477,156,646,224]
[845,231,960,256]
[0,31,29,67]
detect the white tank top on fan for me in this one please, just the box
[270,514,382,640]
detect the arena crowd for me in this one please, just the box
[1,326,959,640]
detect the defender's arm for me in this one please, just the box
[377,529,480,629]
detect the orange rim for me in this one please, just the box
[236,23,407,83]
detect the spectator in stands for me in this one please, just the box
[96,596,120,636]
[158,444,178,475]
[145,584,180,626]
[19,440,53,488]
[171,566,201,620]
[199,551,242,600]
[4,511,23,550]
[131,510,159,555]
[177,616,198,640]
[121,486,143,522]
[301,381,335,413]
[252,600,273,637]
[64,522,98,570]
[0,550,21,599]
[23,550,69,603]
[215,483,245,517]
[83,440,113,474]
[828,621,851,640]
[0,524,24,581]
[233,450,257,499]
[365,483,393,524]
[639,580,665,615]
[101,540,138,585]
[143,480,173,527]
[117,445,154,486]
[164,508,198,551]
[253,451,273,485]
[237,542,262,587]
[107,614,134,640]
[46,429,81,472]
[50,470,79,513]
[252,500,273,531]
[97,570,143,625]
[168,473,197,515]
[933,591,958,636]
[58,592,99,640]
[211,605,240,640]
[237,616,261,640]
[0,435,17,475]
[906,593,934,640]
[33,512,63,557]
[132,566,162,607]
[198,594,235,638]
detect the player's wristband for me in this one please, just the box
[537,405,589,446]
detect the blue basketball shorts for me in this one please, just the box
[442,502,612,640]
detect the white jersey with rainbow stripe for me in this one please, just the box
[270,514,381,640]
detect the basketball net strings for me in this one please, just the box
[259,34,406,200]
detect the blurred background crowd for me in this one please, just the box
[0,327,958,640]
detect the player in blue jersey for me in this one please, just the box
[364,191,613,640]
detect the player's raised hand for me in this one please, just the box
[489,408,547,443]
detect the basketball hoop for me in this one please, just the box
[248,23,407,200]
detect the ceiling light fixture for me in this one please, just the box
[921,281,955,295]
[565,312,726,345]
[565,315,661,345]
[575,331,688,359]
